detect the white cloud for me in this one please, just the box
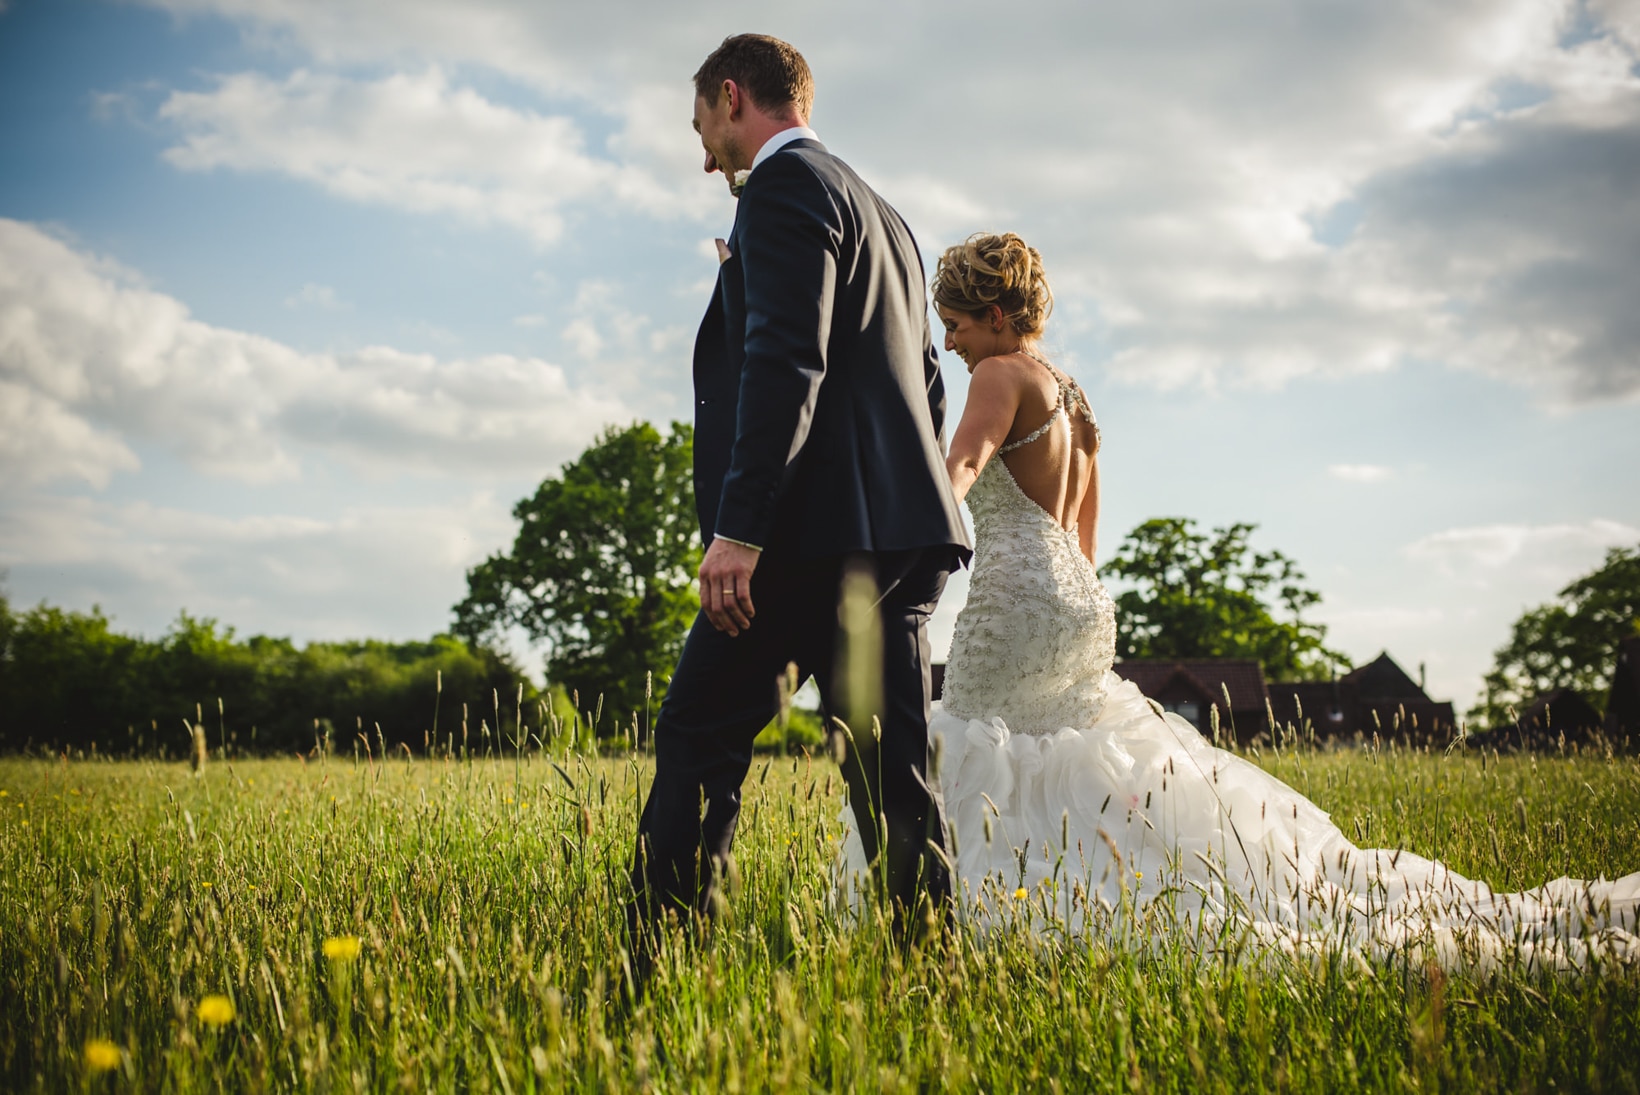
[159,68,713,245]
[552,278,691,405]
[284,282,347,310]
[1405,518,1640,580]
[0,218,634,488]
[0,380,140,489]
[1594,0,1640,52]
[127,0,1640,403]
[0,491,514,643]
[1328,464,1395,483]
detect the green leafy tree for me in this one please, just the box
[1473,544,1640,727]
[453,421,701,728]
[1104,517,1349,681]
[0,594,529,754]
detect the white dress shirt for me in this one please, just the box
[750,126,819,173]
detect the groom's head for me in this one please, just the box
[692,34,812,187]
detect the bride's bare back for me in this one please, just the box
[946,350,1102,563]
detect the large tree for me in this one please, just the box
[1104,517,1349,681]
[1472,544,1640,727]
[453,421,701,727]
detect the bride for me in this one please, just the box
[841,231,1638,969]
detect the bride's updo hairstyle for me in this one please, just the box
[932,232,1053,338]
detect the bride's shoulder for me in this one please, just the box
[969,352,1039,380]
[969,353,1053,399]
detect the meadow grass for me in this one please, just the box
[2,743,1638,1092]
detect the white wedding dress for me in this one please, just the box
[839,376,1640,971]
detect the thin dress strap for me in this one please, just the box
[998,404,1063,454]
[998,352,1101,454]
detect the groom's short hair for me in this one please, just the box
[694,34,813,121]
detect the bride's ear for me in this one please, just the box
[988,305,1006,332]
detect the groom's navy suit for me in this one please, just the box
[630,137,971,931]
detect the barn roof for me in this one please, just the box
[1113,659,1269,712]
[1339,652,1429,701]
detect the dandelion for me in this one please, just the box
[1135,871,1143,882]
[1014,887,1028,901]
[196,994,235,1027]
[323,935,362,961]
[84,1038,121,1072]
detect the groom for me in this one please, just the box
[629,34,971,942]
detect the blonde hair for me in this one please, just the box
[931,232,1053,338]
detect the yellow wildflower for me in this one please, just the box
[322,935,362,961]
[84,1038,121,1072]
[1013,887,1028,901]
[195,995,235,1027]
[1134,872,1143,882]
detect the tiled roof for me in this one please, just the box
[1113,659,1269,713]
[1521,688,1603,731]
[1339,652,1428,701]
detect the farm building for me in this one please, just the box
[1110,658,1268,740]
[1266,651,1458,745]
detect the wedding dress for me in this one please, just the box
[839,371,1640,970]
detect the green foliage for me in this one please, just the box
[0,598,531,755]
[1,751,1637,1090]
[1473,544,1640,727]
[752,704,826,754]
[454,421,701,730]
[1105,517,1350,680]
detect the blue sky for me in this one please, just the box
[2,0,1638,712]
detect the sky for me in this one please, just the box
[1,0,1637,714]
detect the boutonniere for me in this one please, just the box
[730,169,751,197]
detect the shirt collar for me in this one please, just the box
[750,126,819,172]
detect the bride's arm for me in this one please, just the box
[945,357,1025,505]
[1077,454,1100,565]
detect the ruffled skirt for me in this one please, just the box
[837,673,1640,970]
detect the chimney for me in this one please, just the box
[1419,661,1427,692]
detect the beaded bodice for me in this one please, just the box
[939,456,1118,735]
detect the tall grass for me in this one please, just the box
[1,743,1637,1091]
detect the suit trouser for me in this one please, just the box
[628,546,957,934]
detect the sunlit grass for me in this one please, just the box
[1,744,1637,1091]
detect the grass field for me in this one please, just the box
[2,742,1638,1092]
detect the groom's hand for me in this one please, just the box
[699,538,760,636]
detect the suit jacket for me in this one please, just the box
[692,138,971,562]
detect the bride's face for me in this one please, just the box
[937,304,1004,372]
